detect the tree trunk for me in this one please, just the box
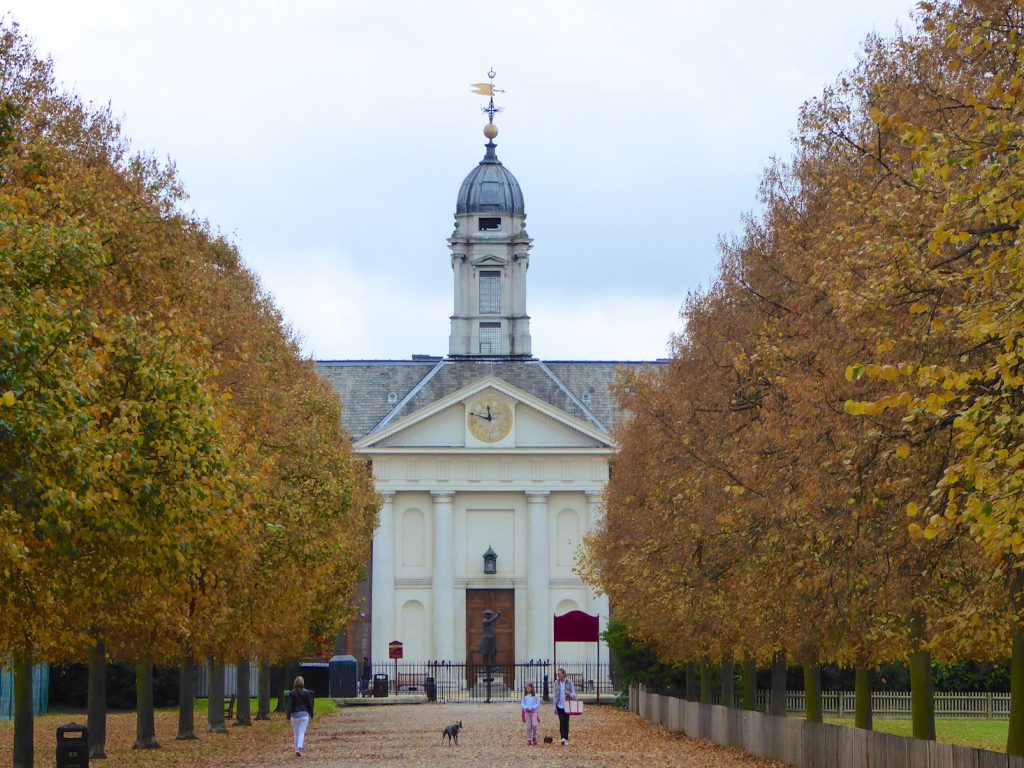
[12,657,33,768]
[1008,622,1024,755]
[207,656,227,733]
[134,659,160,749]
[235,658,252,725]
[699,659,712,704]
[176,657,197,740]
[770,651,786,717]
[741,658,757,711]
[907,612,935,740]
[685,661,698,702]
[854,665,873,731]
[88,639,108,758]
[721,656,735,709]
[257,662,271,720]
[803,662,822,723]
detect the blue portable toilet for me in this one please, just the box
[329,655,357,698]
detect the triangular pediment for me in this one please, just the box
[470,253,509,267]
[353,376,613,452]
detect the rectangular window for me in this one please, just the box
[479,322,501,354]
[478,217,501,231]
[479,270,501,314]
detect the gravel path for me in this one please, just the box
[259,701,782,768]
[6,702,785,767]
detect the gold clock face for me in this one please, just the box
[466,397,513,443]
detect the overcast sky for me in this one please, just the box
[7,0,916,361]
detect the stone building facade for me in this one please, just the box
[316,125,662,666]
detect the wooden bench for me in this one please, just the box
[224,694,236,720]
[397,672,427,692]
[567,674,595,692]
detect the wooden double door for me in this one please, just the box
[466,588,515,686]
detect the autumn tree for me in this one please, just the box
[0,20,377,766]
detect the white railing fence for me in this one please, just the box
[743,690,1011,720]
[633,685,1016,768]
[193,663,260,698]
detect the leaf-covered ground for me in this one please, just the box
[3,703,785,767]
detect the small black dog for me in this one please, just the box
[543,736,554,744]
[442,720,463,745]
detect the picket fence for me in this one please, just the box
[632,684,1021,768]
[754,690,1012,720]
[193,663,260,698]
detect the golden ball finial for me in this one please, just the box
[483,123,499,140]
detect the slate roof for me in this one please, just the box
[315,357,665,441]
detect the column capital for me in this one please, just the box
[431,490,456,501]
[380,492,396,502]
[524,490,550,500]
[584,491,604,503]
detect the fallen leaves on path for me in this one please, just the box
[2,703,786,767]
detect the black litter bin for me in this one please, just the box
[56,723,88,768]
[373,673,389,698]
[425,676,437,702]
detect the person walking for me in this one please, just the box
[521,682,541,745]
[552,667,576,745]
[359,657,371,695]
[285,675,314,757]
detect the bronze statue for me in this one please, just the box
[478,609,502,672]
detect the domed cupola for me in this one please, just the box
[448,71,533,359]
[455,141,525,215]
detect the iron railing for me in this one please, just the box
[366,660,614,702]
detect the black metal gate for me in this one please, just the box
[366,660,613,703]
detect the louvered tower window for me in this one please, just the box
[479,322,501,354]
[479,270,501,314]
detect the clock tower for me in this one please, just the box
[448,78,532,358]
[315,70,666,678]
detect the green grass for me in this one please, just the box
[825,717,1007,753]
[160,697,264,714]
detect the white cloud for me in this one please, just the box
[7,0,916,363]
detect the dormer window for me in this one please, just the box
[479,270,501,314]
[478,217,501,231]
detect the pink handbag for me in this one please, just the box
[565,700,584,716]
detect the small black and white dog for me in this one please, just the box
[442,720,463,745]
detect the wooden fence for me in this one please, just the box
[631,684,1023,768]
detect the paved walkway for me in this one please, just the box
[225,702,783,768]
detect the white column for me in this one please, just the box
[432,491,456,661]
[371,493,395,666]
[585,492,610,643]
[526,491,550,661]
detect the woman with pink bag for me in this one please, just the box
[552,668,577,745]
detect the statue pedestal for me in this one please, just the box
[472,669,509,700]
